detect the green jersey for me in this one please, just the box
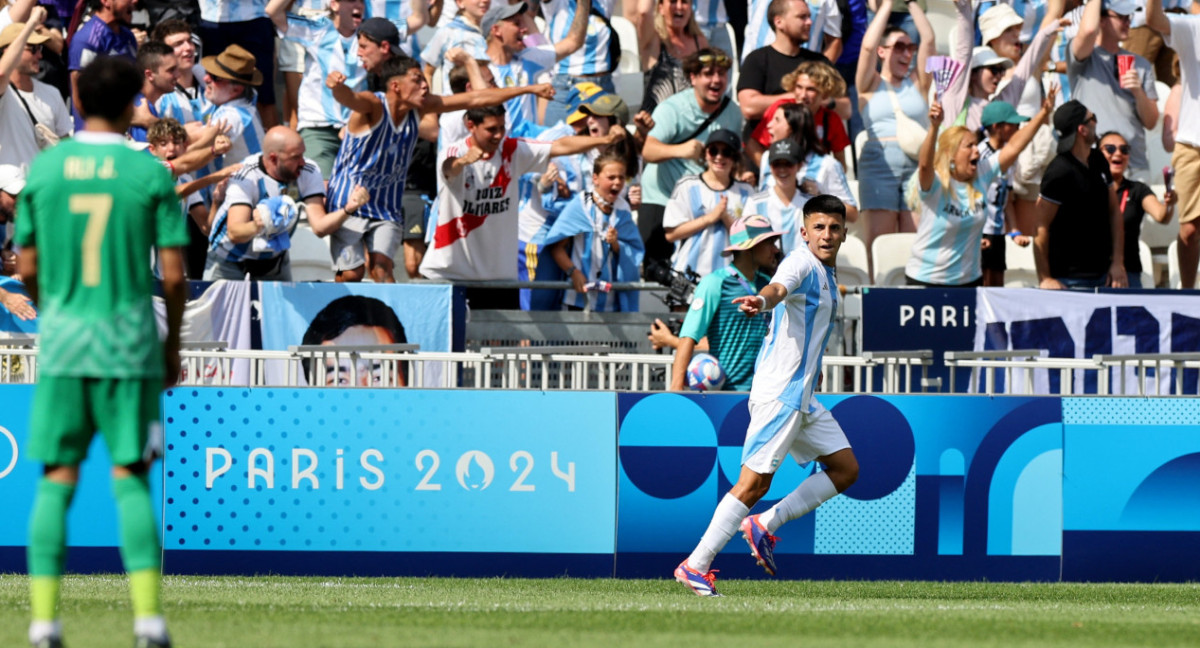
[678,265,772,392]
[14,132,188,378]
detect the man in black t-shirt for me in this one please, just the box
[1033,100,1128,290]
[736,0,832,142]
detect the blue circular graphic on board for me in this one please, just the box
[832,396,915,501]
[620,395,717,499]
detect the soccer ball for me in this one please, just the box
[686,353,726,392]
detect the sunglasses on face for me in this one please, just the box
[24,44,42,54]
[884,42,918,55]
[697,53,732,68]
[1102,144,1131,155]
[707,146,736,158]
[985,65,1007,76]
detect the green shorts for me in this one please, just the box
[299,125,342,180]
[28,376,162,467]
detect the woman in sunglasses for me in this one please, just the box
[1099,131,1175,289]
[663,129,754,278]
[855,0,935,274]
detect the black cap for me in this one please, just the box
[358,17,401,47]
[1053,100,1089,155]
[705,128,741,153]
[768,139,801,165]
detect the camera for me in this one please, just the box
[644,259,700,310]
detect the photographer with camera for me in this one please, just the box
[654,215,783,392]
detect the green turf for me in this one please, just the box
[2,574,1199,647]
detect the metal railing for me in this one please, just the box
[0,343,938,394]
[943,350,1200,396]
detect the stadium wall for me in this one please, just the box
[1,387,1197,582]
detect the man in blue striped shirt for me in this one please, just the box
[675,194,859,597]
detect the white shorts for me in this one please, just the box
[741,399,850,474]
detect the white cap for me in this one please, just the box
[971,46,1015,71]
[979,4,1024,46]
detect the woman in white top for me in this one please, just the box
[663,128,754,278]
[855,0,936,273]
[905,97,1051,287]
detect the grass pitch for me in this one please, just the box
[1,574,1199,647]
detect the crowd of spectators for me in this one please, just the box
[1,0,1199,324]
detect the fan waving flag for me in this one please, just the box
[926,56,965,101]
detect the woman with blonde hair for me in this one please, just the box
[905,97,1051,287]
[748,60,850,168]
[635,0,709,113]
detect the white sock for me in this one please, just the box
[759,471,838,534]
[687,493,750,573]
[29,620,61,643]
[134,615,168,640]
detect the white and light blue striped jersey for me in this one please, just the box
[326,94,420,222]
[366,0,419,56]
[558,197,635,311]
[546,0,616,76]
[420,15,488,92]
[199,0,267,23]
[804,0,842,54]
[905,155,1001,285]
[744,0,774,62]
[155,64,210,125]
[209,154,325,262]
[694,0,728,34]
[743,187,810,256]
[662,174,755,277]
[207,96,265,170]
[977,139,1009,236]
[758,152,857,211]
[748,244,839,413]
[489,46,556,127]
[284,12,366,129]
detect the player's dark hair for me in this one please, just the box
[77,56,144,122]
[150,18,192,43]
[137,40,175,74]
[803,194,847,221]
[301,295,408,382]
[380,56,421,84]
[465,104,506,126]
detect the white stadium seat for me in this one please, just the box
[871,232,916,286]
[609,16,644,113]
[1138,239,1154,289]
[1168,239,1182,289]
[1004,238,1037,288]
[837,234,871,286]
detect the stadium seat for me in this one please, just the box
[1168,240,1182,289]
[289,224,334,282]
[610,16,644,113]
[837,234,871,286]
[1138,239,1154,289]
[1140,197,1178,252]
[926,0,958,56]
[1004,238,1037,288]
[871,232,915,286]
[725,22,740,92]
[1146,82,1172,181]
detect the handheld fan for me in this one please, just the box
[925,56,965,100]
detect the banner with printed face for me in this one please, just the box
[258,282,456,387]
[974,288,1200,394]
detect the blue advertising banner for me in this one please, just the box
[615,392,1063,581]
[1062,398,1200,582]
[860,287,977,392]
[161,388,617,577]
[0,385,163,573]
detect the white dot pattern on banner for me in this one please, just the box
[1062,398,1200,426]
[814,465,916,555]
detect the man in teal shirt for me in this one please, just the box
[640,48,744,269]
[668,215,782,391]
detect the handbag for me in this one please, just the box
[885,81,927,160]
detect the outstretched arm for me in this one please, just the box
[917,100,942,191]
[856,0,891,96]
[1072,0,1103,63]
[556,0,593,62]
[998,87,1057,171]
[327,70,380,115]
[423,83,555,114]
[1147,0,1171,34]
[548,128,625,157]
[909,1,935,97]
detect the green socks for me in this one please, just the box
[113,474,163,617]
[27,478,74,621]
